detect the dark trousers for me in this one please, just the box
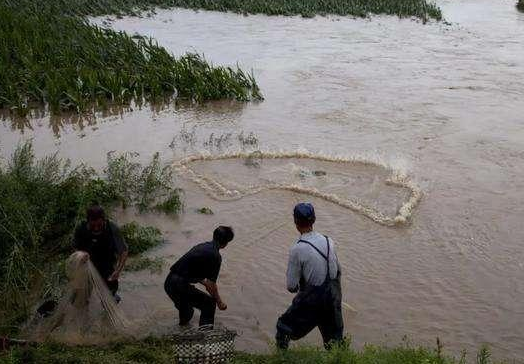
[276,279,343,349]
[93,263,119,296]
[105,279,118,296]
[164,273,216,326]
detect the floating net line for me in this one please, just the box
[24,252,132,345]
[173,150,422,227]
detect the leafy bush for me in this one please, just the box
[155,190,183,214]
[0,142,181,330]
[105,152,183,213]
[0,142,119,313]
[120,222,164,255]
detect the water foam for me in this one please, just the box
[172,150,422,227]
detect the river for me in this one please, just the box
[1,0,523,360]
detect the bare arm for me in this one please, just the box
[108,222,128,281]
[202,279,227,310]
[108,250,128,281]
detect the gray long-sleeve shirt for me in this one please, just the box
[286,231,339,293]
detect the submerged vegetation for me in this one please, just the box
[120,222,164,255]
[13,0,442,21]
[0,143,180,332]
[125,256,165,273]
[0,339,503,364]
[105,152,183,213]
[149,0,442,21]
[0,0,262,116]
[121,221,166,274]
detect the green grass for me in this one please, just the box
[0,0,262,116]
[0,340,505,364]
[0,142,180,333]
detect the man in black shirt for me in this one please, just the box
[73,205,128,300]
[164,226,233,327]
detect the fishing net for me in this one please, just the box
[173,150,422,227]
[171,326,237,364]
[24,251,131,345]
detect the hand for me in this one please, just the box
[80,252,90,264]
[217,301,227,311]
[107,271,120,281]
[201,279,213,293]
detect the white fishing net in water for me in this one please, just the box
[173,150,422,226]
[25,251,132,345]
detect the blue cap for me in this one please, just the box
[293,203,315,221]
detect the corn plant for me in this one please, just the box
[0,0,262,116]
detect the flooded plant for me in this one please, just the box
[238,131,259,149]
[170,125,198,152]
[197,207,214,215]
[23,0,442,21]
[124,256,165,274]
[0,142,182,331]
[0,0,262,116]
[105,152,183,213]
[120,222,163,256]
[81,0,442,21]
[155,189,183,214]
[205,132,233,149]
[476,345,491,364]
[0,143,114,325]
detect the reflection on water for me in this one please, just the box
[1,99,249,138]
[1,0,524,361]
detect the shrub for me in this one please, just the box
[120,222,163,255]
[0,142,180,329]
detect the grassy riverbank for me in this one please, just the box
[0,143,179,333]
[0,339,501,364]
[0,0,261,116]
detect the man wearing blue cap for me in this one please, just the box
[275,203,344,349]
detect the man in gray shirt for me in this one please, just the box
[276,203,344,349]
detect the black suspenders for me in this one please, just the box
[297,235,331,279]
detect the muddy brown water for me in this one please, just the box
[1,0,524,360]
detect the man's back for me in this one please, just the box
[286,231,339,292]
[170,241,222,284]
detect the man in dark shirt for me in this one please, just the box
[164,226,233,327]
[73,205,128,300]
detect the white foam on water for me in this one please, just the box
[172,150,422,227]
